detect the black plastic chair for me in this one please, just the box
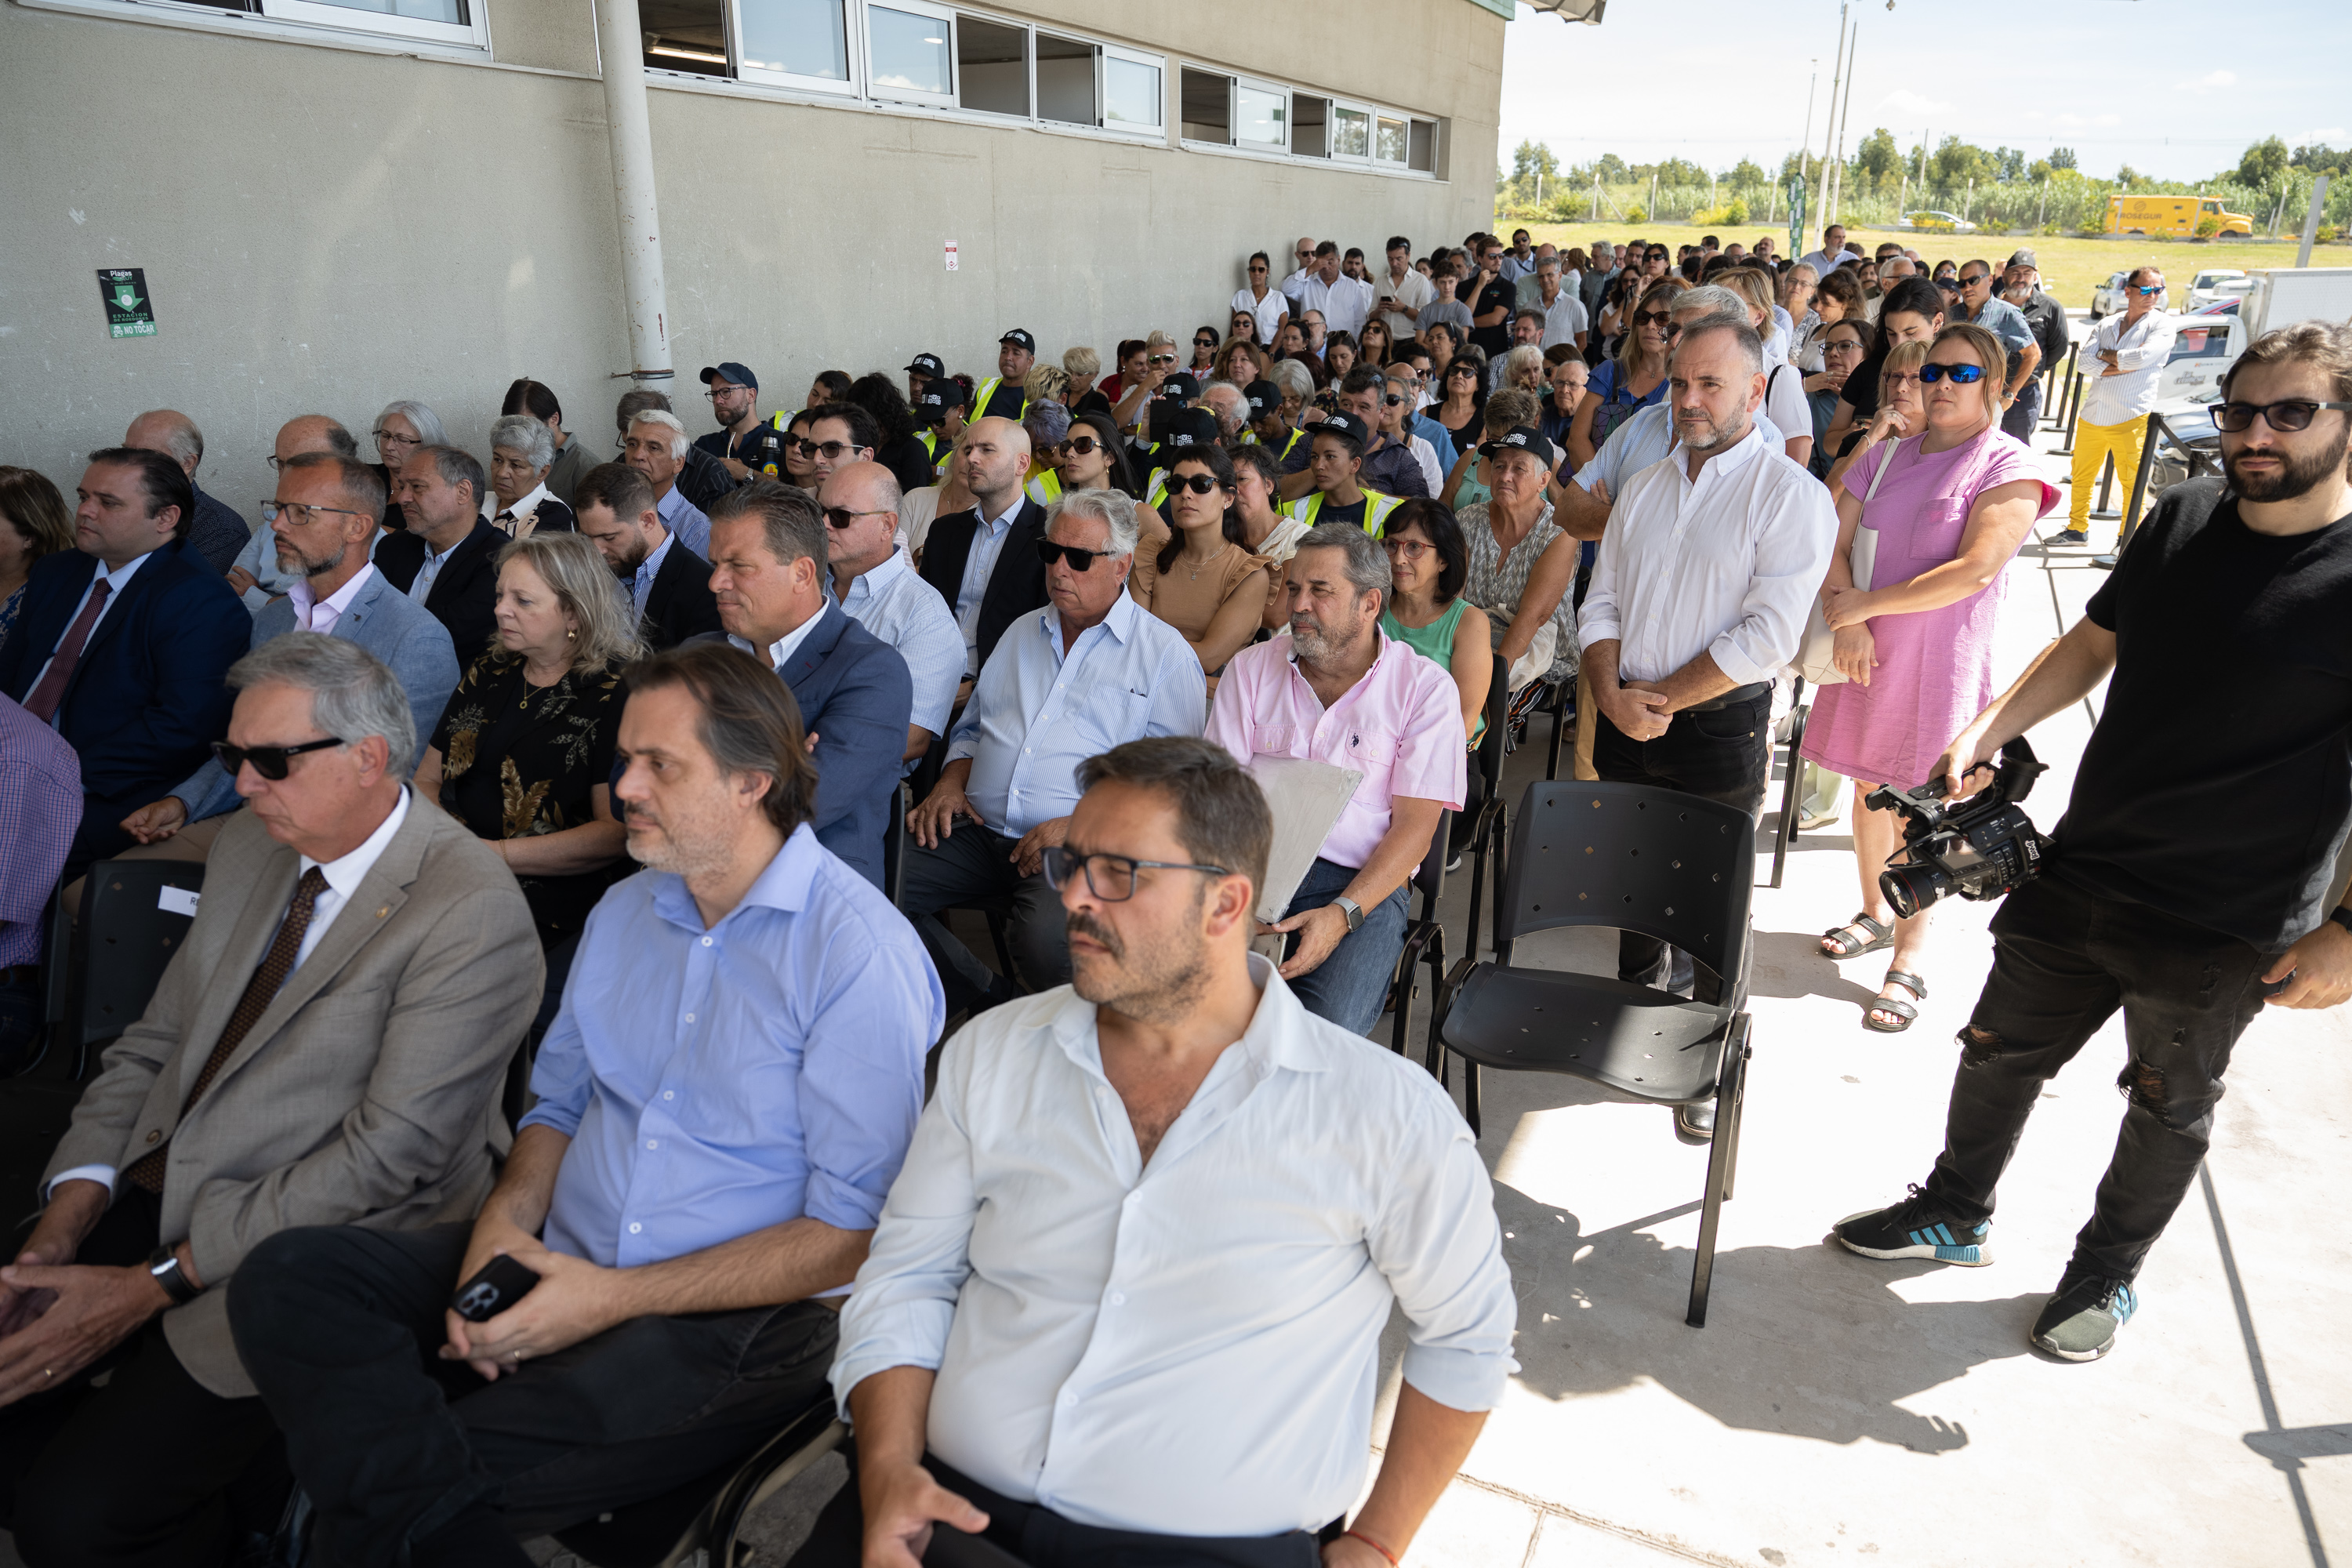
[1542,673,1577,782]
[1428,782,1756,1327]
[74,860,206,1052]
[554,1396,846,1568]
[1461,656,1512,961]
[1769,677,1810,890]
[882,782,909,908]
[1386,808,1453,1058]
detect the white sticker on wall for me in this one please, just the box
[945,241,959,272]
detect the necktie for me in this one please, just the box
[22,579,111,724]
[494,510,517,536]
[124,867,329,1194]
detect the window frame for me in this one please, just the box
[1033,29,1101,129]
[863,0,958,110]
[731,0,860,97]
[1232,74,1289,153]
[1098,42,1167,138]
[1328,99,1373,163]
[1373,111,1409,167]
[263,0,485,45]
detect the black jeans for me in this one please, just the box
[227,1221,841,1568]
[787,1450,1323,1568]
[1921,873,2278,1282]
[0,1186,282,1568]
[1591,691,1769,1002]
[898,826,1071,1014]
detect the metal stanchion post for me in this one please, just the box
[2043,343,2077,430]
[2057,371,2084,455]
[2092,412,2165,571]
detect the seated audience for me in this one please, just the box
[376,445,506,665]
[0,467,76,643]
[819,461,963,769]
[0,447,249,879]
[0,694,77,1069]
[806,735,1514,1568]
[0,634,539,1565]
[503,378,597,506]
[622,408,713,557]
[1277,368,1428,503]
[1127,443,1273,677]
[846,372,938,495]
[1282,412,1403,534]
[709,482,913,889]
[227,416,358,610]
[485,416,578,537]
[916,417,1047,683]
[617,390,734,517]
[572,460,722,652]
[1457,426,1580,704]
[1206,524,1465,1033]
[369,399,448,535]
[228,641,941,1568]
[1380,368,1446,495]
[122,409,248,575]
[1378,499,1493,745]
[901,489,1204,1014]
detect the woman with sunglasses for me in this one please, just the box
[1569,276,1680,469]
[1229,308,1258,350]
[1440,389,1538,512]
[1376,368,1445,495]
[1823,276,1947,467]
[1126,444,1272,679]
[1057,410,1142,500]
[1190,327,1221,376]
[780,408,821,492]
[1358,318,1396,371]
[1804,324,2056,1033]
[1377,498,1491,748]
[1430,346,1490,470]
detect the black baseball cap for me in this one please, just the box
[906,352,945,377]
[913,383,969,425]
[1243,379,1282,417]
[699,361,758,390]
[1477,426,1558,466]
[1312,411,1370,452]
[999,328,1037,354]
[1159,372,1201,405]
[1153,407,1220,459]
[2006,248,2038,270]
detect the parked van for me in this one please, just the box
[2103,194,2253,238]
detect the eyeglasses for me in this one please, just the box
[2212,398,2352,433]
[789,439,862,459]
[1057,436,1102,456]
[1042,845,1229,902]
[822,506,893,529]
[2132,284,2165,296]
[372,430,421,449]
[1918,361,1987,384]
[1885,372,1923,386]
[1958,273,1991,288]
[1168,472,1228,495]
[1036,539,1108,571]
[1147,353,1178,365]
[260,499,372,526]
[210,735,343,781]
[1381,537,1430,562]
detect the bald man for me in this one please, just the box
[226,415,363,608]
[123,408,249,575]
[914,416,1047,680]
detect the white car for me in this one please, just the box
[2185,268,2248,310]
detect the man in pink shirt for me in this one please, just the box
[1204,523,1465,1033]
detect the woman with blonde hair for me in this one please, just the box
[1022,362,1071,406]
[1804,324,2057,1030]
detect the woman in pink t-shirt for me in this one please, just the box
[1803,324,2059,1032]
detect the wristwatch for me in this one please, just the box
[1333,895,1366,934]
[146,1244,202,1307]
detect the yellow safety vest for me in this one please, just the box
[1024,466,1064,507]
[969,376,1029,424]
[920,427,953,478]
[1284,487,1402,536]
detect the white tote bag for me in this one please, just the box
[1797,437,1901,686]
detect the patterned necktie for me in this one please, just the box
[124,867,329,1194]
[22,579,111,724]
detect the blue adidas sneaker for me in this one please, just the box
[2030,1272,2137,1361]
[1832,1185,1993,1266]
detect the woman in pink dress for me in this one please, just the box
[1803,324,2060,1031]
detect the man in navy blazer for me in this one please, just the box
[114,453,462,862]
[372,446,506,666]
[915,417,1050,681]
[572,461,723,652]
[706,482,910,887]
[0,448,249,879]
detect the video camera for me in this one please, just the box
[1865,739,2053,920]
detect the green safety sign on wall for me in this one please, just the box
[98,268,156,339]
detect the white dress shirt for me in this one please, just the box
[1289,272,1377,338]
[2078,309,2180,424]
[1578,423,1836,687]
[51,787,412,1197]
[830,956,1518,1536]
[1229,286,1289,344]
[728,611,823,674]
[1377,268,1435,340]
[285,563,375,635]
[1799,247,1860,279]
[832,547,965,746]
[24,550,155,707]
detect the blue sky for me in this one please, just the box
[1496,0,2350,184]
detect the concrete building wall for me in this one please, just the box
[0,0,1501,513]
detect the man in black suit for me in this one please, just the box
[573,462,720,652]
[0,448,249,879]
[122,409,249,575]
[372,446,504,666]
[915,416,1048,689]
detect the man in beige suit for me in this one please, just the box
[0,633,541,1566]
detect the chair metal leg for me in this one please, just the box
[1719,1018,1753,1204]
[985,909,1022,991]
[1545,682,1572,781]
[1686,1017,1751,1328]
[1462,1059,1482,1138]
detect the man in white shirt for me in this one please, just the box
[820,460,964,768]
[1798,223,1861,281]
[1288,244,1376,340]
[1231,251,1290,346]
[1531,259,1588,357]
[2055,267,2178,547]
[1375,235,1435,342]
[1577,319,1834,1131]
[812,735,1515,1568]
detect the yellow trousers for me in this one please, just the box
[2069,416,2147,535]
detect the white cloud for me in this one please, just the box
[2176,69,2236,93]
[1875,88,1952,118]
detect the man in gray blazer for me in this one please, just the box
[0,634,541,1566]
[112,452,463,866]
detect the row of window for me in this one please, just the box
[1177,67,1437,172]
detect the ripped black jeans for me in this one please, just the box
[1921,873,2278,1283]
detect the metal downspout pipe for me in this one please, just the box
[596,0,673,389]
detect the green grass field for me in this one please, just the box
[1514,220,2336,312]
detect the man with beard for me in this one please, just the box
[227,641,942,1568]
[1203,524,1464,1034]
[1836,322,2352,1363]
[572,462,720,652]
[806,736,1515,1568]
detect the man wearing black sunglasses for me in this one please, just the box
[1837,321,2352,1364]
[2057,267,2176,546]
[1950,259,2042,426]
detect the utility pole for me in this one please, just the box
[1822,4,1849,223]
[1831,25,1859,223]
[1799,60,1819,195]
[2299,175,2333,267]
[2037,173,2048,230]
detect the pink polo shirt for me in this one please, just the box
[1206,629,1467,869]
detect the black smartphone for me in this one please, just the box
[924,1526,1030,1567]
[450,1254,540,1323]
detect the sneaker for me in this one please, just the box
[2049,527,2089,546]
[1832,1184,1993,1265]
[2030,1272,2137,1361]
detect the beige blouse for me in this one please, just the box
[1129,539,1274,670]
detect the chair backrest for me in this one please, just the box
[1496,782,1752,981]
[1410,808,1450,919]
[77,860,207,1048]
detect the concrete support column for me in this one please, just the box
[595,0,673,387]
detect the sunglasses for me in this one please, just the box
[1633,310,1672,328]
[1918,361,1987,384]
[1168,472,1229,495]
[1057,436,1102,456]
[1147,353,1178,365]
[1036,539,1109,571]
[211,735,343,780]
[2132,284,2165,296]
[1194,338,1218,349]
[2212,398,2352,433]
[790,439,860,459]
[1958,274,1991,288]
[822,506,892,529]
[1042,846,1227,902]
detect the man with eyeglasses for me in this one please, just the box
[817,735,1512,1568]
[1467,241,1516,360]
[1232,251,1291,347]
[2055,267,2177,547]
[804,404,880,492]
[899,490,1204,1018]
[970,331,1036,425]
[1835,321,2352,1363]
[116,453,459,869]
[227,415,361,611]
[820,461,961,772]
[694,361,790,485]
[1377,234,1434,342]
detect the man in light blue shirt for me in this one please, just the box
[625,408,712,558]
[902,490,1206,1015]
[822,461,964,769]
[227,641,942,1563]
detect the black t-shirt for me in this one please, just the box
[1072,389,1114,422]
[2053,478,2352,949]
[1470,278,1516,356]
[1317,494,1370,530]
[695,422,793,480]
[1844,348,1887,423]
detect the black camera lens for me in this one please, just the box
[1880,863,1952,922]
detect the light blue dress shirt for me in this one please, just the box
[405,536,461,606]
[1574,401,1784,499]
[952,498,1025,675]
[630,531,676,621]
[947,593,1206,837]
[831,548,965,748]
[655,485,711,559]
[521,824,944,1277]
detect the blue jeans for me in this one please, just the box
[1280,857,1410,1036]
[2001,378,2043,444]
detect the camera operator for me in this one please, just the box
[1835,322,2352,1363]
